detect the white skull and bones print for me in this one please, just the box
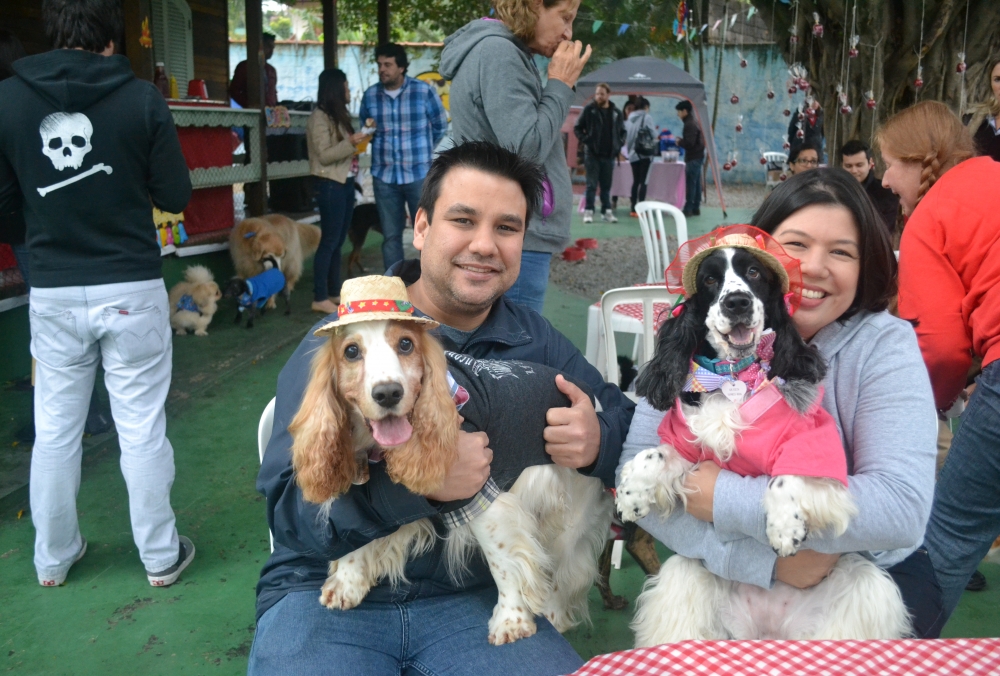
[39,112,94,171]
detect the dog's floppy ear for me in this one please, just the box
[384,328,459,495]
[635,296,707,411]
[289,339,358,503]
[766,289,827,387]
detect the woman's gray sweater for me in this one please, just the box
[617,310,937,588]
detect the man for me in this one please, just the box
[675,100,706,217]
[359,42,448,270]
[229,32,278,108]
[574,83,625,223]
[788,143,820,175]
[0,0,193,587]
[840,139,900,235]
[249,141,635,674]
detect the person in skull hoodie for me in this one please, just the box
[0,0,194,589]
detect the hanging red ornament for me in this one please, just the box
[957,51,967,73]
[731,158,738,167]
[779,173,788,181]
[790,35,799,45]
[783,109,792,117]
[812,12,824,38]
[735,114,743,133]
[735,123,743,133]
[723,162,732,171]
[788,85,798,95]
[759,156,768,165]
[740,59,748,68]
[798,79,811,91]
[730,94,740,104]
[914,77,924,88]
[849,48,859,58]
[782,141,791,150]
[840,104,853,115]
[796,128,805,139]
[767,90,776,99]
[866,98,877,109]
[848,35,859,59]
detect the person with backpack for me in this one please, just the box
[625,96,657,217]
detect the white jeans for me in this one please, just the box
[29,279,178,578]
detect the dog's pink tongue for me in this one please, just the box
[730,324,753,345]
[370,416,413,447]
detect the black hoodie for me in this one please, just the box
[0,50,191,288]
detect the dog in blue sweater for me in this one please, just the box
[225,260,288,329]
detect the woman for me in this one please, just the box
[440,0,591,314]
[965,56,1000,161]
[618,169,943,637]
[625,96,657,216]
[306,68,366,315]
[881,100,1000,621]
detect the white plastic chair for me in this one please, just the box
[763,152,788,189]
[599,286,680,400]
[635,201,688,284]
[258,397,276,552]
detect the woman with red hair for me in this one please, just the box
[880,100,1000,622]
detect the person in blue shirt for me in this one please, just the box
[357,43,448,271]
[249,141,634,675]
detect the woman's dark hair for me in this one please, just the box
[0,30,27,81]
[750,167,897,319]
[42,0,123,52]
[418,140,546,228]
[317,68,353,140]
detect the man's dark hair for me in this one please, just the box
[788,142,820,164]
[262,32,277,43]
[375,42,408,72]
[418,141,546,228]
[42,0,123,52]
[675,100,693,113]
[751,167,897,319]
[0,29,27,81]
[634,96,651,110]
[840,139,871,161]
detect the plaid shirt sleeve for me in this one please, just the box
[427,86,448,148]
[437,369,500,529]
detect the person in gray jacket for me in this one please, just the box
[617,169,945,639]
[624,96,657,215]
[440,0,591,315]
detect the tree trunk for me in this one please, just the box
[751,0,1000,153]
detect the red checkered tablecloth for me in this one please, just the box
[604,301,673,331]
[572,639,1000,676]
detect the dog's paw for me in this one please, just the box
[194,329,208,336]
[318,561,370,610]
[488,603,537,646]
[174,328,186,336]
[764,476,809,557]
[616,449,667,522]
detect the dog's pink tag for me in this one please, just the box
[721,379,747,402]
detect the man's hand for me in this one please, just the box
[426,427,492,502]
[544,375,601,469]
[774,550,841,589]
[547,40,592,89]
[683,461,721,522]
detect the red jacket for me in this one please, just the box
[898,156,1000,410]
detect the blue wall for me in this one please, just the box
[233,42,800,184]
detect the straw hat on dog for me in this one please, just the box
[315,275,438,335]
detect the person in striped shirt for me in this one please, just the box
[358,43,448,271]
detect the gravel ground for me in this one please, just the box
[549,236,673,300]
[704,182,768,209]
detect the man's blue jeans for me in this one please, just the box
[504,250,552,315]
[373,176,424,271]
[684,158,704,213]
[924,360,1000,619]
[247,588,584,675]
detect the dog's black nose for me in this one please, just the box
[723,293,752,314]
[372,383,404,409]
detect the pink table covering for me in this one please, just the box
[644,161,686,210]
[572,639,1000,676]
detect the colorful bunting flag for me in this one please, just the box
[592,20,603,33]
[618,23,630,35]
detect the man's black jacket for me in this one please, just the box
[574,101,626,159]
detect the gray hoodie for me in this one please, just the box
[440,19,574,255]
[617,310,937,588]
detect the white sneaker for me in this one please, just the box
[38,538,87,587]
[146,535,195,587]
[602,209,618,223]
[582,209,594,223]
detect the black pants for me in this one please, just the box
[584,153,615,212]
[630,158,651,211]
[887,547,946,638]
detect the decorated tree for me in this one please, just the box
[749,0,1000,152]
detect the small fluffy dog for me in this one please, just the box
[168,265,221,336]
[290,276,610,646]
[229,214,321,308]
[616,228,911,644]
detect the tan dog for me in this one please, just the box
[229,214,321,308]
[168,265,222,336]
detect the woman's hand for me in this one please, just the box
[348,132,368,145]
[547,40,592,89]
[774,550,841,588]
[683,461,721,522]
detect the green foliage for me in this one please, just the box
[575,0,687,71]
[268,16,293,39]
